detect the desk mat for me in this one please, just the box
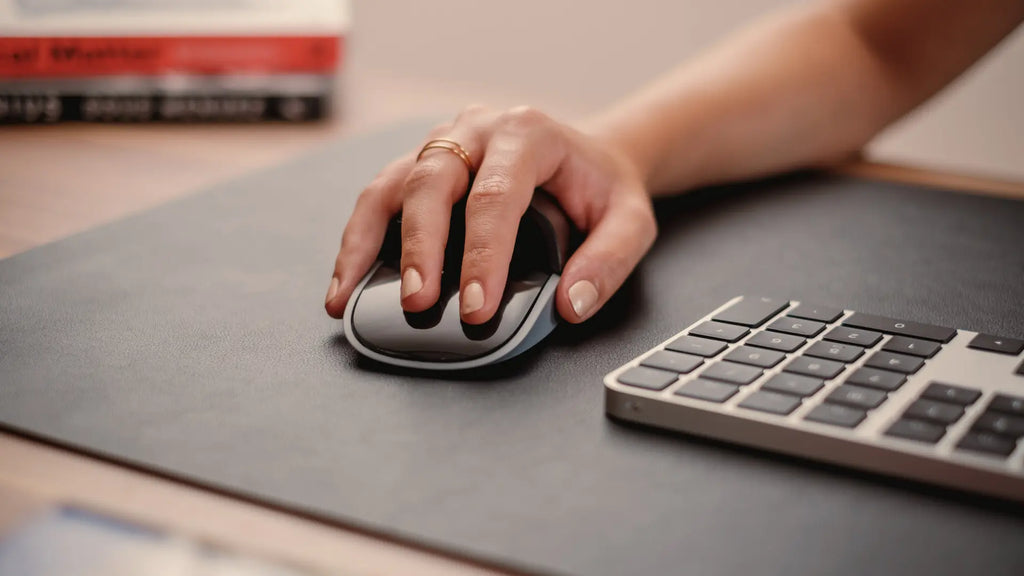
[2,122,1023,576]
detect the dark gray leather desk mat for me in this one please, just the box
[2,121,1023,575]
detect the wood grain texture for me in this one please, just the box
[0,433,516,576]
[837,160,1024,199]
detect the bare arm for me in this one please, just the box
[589,0,1024,195]
[327,0,1022,325]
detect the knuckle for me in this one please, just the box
[485,135,525,158]
[636,202,658,234]
[404,158,446,193]
[470,170,515,203]
[622,196,658,233]
[463,244,497,267]
[500,105,548,131]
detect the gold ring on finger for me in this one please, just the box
[416,138,475,173]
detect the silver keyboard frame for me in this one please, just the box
[604,296,1024,502]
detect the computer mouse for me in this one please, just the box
[343,191,575,370]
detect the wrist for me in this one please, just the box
[581,104,706,197]
[580,112,657,189]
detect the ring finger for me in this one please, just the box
[398,114,495,311]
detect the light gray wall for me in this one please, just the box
[351,1,1023,179]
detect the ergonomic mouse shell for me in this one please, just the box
[343,192,574,370]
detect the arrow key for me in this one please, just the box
[968,334,1024,355]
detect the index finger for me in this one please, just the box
[325,155,412,318]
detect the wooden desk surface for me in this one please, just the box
[1,3,1022,572]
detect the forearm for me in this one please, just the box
[587,0,1024,195]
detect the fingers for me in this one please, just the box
[327,104,652,328]
[459,109,565,324]
[325,108,497,318]
[398,122,489,312]
[325,155,412,318]
[555,192,657,323]
[457,141,535,322]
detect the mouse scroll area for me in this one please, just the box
[348,262,549,362]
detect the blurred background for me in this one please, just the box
[1,0,1022,258]
[349,0,1024,180]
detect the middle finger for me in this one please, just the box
[399,123,488,312]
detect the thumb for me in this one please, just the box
[555,192,657,323]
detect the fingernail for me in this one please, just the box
[326,276,339,305]
[461,281,484,315]
[569,280,599,319]
[401,268,423,299]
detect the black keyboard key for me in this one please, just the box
[761,373,824,397]
[882,336,941,358]
[745,331,806,353]
[864,351,925,374]
[903,399,965,425]
[823,326,883,348]
[957,430,1018,457]
[885,419,946,444]
[739,391,802,415]
[921,382,981,406]
[805,403,867,428]
[826,384,887,410]
[803,341,864,363]
[968,333,1024,355]
[713,296,788,327]
[1018,359,1024,377]
[617,366,679,390]
[972,412,1024,439]
[846,367,906,392]
[788,303,844,323]
[988,394,1024,417]
[843,313,956,343]
[767,316,825,338]
[641,350,703,374]
[690,321,749,343]
[675,379,740,403]
[723,346,786,368]
[701,362,763,385]
[784,356,846,379]
[666,335,728,358]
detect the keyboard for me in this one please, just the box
[604,296,1024,502]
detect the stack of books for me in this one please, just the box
[0,0,349,123]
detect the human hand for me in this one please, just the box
[324,105,657,325]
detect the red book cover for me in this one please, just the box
[0,0,349,122]
[0,35,342,78]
